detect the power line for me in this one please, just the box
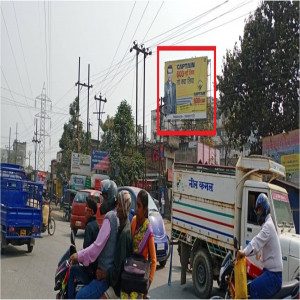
[12,2,34,100]
[102,1,150,94]
[1,8,32,113]
[1,67,32,137]
[141,1,164,42]
[97,1,136,93]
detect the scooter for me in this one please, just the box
[54,231,84,299]
[216,238,299,299]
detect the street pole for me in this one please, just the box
[32,119,40,182]
[130,42,151,188]
[130,41,139,151]
[94,93,107,150]
[75,57,93,152]
[8,127,11,163]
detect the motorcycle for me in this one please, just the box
[54,231,84,299]
[42,200,56,235]
[216,238,299,299]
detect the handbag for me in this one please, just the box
[121,254,150,294]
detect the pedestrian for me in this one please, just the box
[121,189,157,299]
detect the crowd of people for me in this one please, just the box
[65,179,157,299]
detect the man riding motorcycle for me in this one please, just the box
[237,193,283,299]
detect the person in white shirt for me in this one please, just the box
[237,193,282,299]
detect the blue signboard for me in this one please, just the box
[91,150,110,172]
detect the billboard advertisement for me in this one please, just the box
[71,152,91,176]
[91,150,110,172]
[164,56,208,121]
[262,129,299,184]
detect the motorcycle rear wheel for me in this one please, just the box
[48,217,56,235]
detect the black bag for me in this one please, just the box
[121,254,150,294]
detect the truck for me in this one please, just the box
[171,155,300,298]
[1,163,43,253]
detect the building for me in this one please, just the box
[0,140,27,167]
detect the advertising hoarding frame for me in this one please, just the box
[157,46,216,136]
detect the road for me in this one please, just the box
[1,208,225,299]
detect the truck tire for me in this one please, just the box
[192,249,213,299]
[27,244,33,253]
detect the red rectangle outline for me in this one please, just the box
[157,46,216,136]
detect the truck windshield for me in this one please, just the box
[271,191,294,227]
[74,192,89,203]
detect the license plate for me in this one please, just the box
[157,243,164,251]
[75,221,81,227]
[20,229,26,236]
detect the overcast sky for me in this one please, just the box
[1,0,261,171]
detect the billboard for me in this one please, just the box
[91,150,110,172]
[71,152,91,176]
[164,57,208,120]
[262,129,299,184]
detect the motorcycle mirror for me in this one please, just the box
[71,230,75,245]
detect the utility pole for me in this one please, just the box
[15,123,18,164]
[94,93,107,150]
[130,42,152,188]
[75,58,93,152]
[32,118,40,182]
[130,41,139,150]
[8,127,11,163]
[28,150,32,168]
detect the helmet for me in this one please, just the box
[255,193,270,225]
[100,179,118,215]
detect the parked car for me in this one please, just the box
[118,186,170,267]
[70,189,103,235]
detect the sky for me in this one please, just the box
[1,0,261,172]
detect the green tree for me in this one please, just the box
[101,100,144,186]
[57,97,90,182]
[218,1,299,154]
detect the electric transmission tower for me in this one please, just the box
[35,83,52,171]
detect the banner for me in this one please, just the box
[164,57,208,120]
[91,150,110,172]
[71,152,91,176]
[262,129,299,184]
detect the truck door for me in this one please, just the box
[242,189,267,269]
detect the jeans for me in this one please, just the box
[250,269,282,299]
[68,265,91,299]
[75,279,108,299]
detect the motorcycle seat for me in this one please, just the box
[271,279,299,299]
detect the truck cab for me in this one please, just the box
[241,181,299,281]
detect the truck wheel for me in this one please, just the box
[48,218,56,235]
[27,244,33,253]
[192,249,213,299]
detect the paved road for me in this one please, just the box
[1,207,225,299]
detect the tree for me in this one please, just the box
[218,1,299,154]
[57,97,90,182]
[101,100,144,186]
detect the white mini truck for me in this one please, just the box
[171,155,299,298]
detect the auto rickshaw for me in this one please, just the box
[63,189,77,222]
